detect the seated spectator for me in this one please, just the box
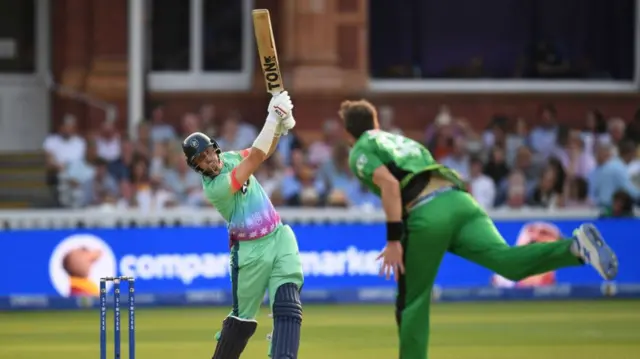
[318,143,357,193]
[43,115,87,206]
[149,104,177,144]
[553,131,595,179]
[512,145,542,187]
[496,145,541,205]
[425,105,464,147]
[469,156,495,210]
[180,112,202,139]
[505,117,529,166]
[116,180,136,210]
[496,171,530,211]
[108,138,139,182]
[130,158,152,197]
[326,190,349,208]
[562,177,591,209]
[581,109,609,155]
[483,146,510,186]
[378,105,403,135]
[199,103,218,138]
[456,118,483,154]
[553,124,571,157]
[216,113,256,151]
[425,109,458,161]
[275,127,303,166]
[94,121,122,169]
[528,167,560,209]
[308,119,341,167]
[589,142,640,208]
[136,176,178,212]
[528,104,559,159]
[482,115,508,150]
[150,140,175,177]
[346,183,382,210]
[58,142,98,208]
[134,122,153,159]
[85,158,120,207]
[606,117,627,150]
[600,190,635,218]
[626,107,640,145]
[162,153,205,207]
[279,150,325,207]
[318,142,365,208]
[546,157,567,195]
[441,137,470,180]
[619,140,640,187]
[290,167,323,207]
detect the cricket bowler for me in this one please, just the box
[338,99,619,359]
[182,91,303,359]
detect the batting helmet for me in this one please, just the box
[182,132,221,173]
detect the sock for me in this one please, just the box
[569,236,587,264]
[570,239,581,258]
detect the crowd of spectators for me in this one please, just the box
[43,103,640,217]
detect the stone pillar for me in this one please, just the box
[52,0,90,130]
[84,0,128,130]
[281,0,368,93]
[52,0,128,132]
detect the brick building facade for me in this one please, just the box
[51,0,640,137]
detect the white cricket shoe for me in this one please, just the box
[573,223,619,280]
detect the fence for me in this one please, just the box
[0,208,638,311]
[0,207,618,230]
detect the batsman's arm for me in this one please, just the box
[228,117,280,193]
[372,166,403,242]
[228,91,291,193]
[236,132,280,161]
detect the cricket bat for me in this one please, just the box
[252,9,284,94]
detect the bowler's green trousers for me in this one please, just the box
[397,189,582,359]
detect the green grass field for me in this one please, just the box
[1,300,639,359]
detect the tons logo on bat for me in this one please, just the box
[252,9,284,94]
[262,55,281,92]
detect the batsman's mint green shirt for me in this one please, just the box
[202,151,281,241]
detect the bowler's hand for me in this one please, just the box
[377,241,404,281]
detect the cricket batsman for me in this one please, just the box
[182,91,303,359]
[338,99,619,359]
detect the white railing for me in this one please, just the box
[0,207,612,230]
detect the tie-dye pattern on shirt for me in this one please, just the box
[202,151,281,242]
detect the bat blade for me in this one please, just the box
[252,9,284,94]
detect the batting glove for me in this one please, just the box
[268,91,293,121]
[276,116,296,136]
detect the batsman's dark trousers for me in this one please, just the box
[396,189,582,359]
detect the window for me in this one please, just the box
[0,0,35,73]
[202,0,243,71]
[369,0,638,92]
[150,0,190,71]
[148,0,254,91]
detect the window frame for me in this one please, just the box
[368,0,640,94]
[0,0,49,85]
[147,0,254,92]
